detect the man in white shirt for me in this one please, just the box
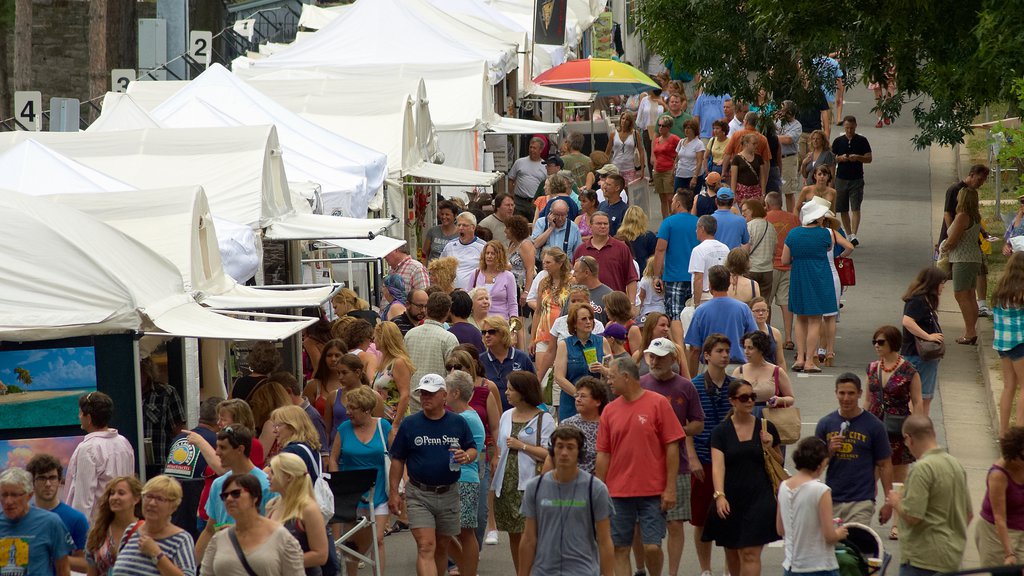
[725,99,746,136]
[440,211,486,291]
[507,137,548,219]
[478,193,515,245]
[688,215,730,306]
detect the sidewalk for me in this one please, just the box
[930,143,1001,568]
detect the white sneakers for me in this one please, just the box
[484,530,498,545]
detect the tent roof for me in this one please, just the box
[0,189,312,341]
[147,64,387,217]
[87,93,165,132]
[0,125,292,230]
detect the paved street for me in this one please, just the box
[376,85,995,575]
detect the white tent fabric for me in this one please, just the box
[0,140,261,282]
[298,4,348,29]
[0,189,312,341]
[0,125,292,230]
[404,163,503,185]
[318,236,406,259]
[488,116,565,135]
[126,80,188,110]
[87,93,164,132]
[147,64,387,218]
[525,85,598,102]
[244,0,518,86]
[264,213,397,241]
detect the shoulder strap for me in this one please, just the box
[296,441,322,478]
[773,366,781,396]
[376,417,388,449]
[118,520,144,553]
[588,472,596,540]
[534,410,545,450]
[228,528,260,576]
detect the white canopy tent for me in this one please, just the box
[87,93,164,132]
[0,189,314,342]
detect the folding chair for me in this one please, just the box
[328,468,381,576]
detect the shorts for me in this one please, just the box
[689,461,714,527]
[951,261,980,292]
[406,482,460,537]
[664,281,693,321]
[976,517,1024,566]
[749,271,773,304]
[767,165,783,193]
[771,269,791,308]
[666,475,692,522]
[356,502,390,517]
[609,496,667,547]
[653,170,675,196]
[781,154,800,197]
[674,174,705,195]
[905,355,940,399]
[834,178,865,213]
[999,342,1024,362]
[981,254,989,276]
[458,481,479,529]
[832,500,874,525]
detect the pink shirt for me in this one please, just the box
[471,270,519,320]
[64,428,135,520]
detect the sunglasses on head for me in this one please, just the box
[219,489,245,502]
[732,393,756,403]
[445,364,465,371]
[481,329,499,336]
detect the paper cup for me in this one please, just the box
[892,482,904,493]
[583,347,598,365]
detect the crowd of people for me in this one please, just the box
[3,76,1024,576]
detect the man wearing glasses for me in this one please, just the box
[532,198,582,259]
[194,425,275,561]
[394,289,429,336]
[25,454,88,573]
[0,467,74,576]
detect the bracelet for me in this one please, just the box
[154,552,167,563]
[1006,553,1016,558]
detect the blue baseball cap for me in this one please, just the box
[716,187,735,200]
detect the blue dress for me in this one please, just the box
[785,226,837,315]
[562,334,604,420]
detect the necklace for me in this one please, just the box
[880,355,902,373]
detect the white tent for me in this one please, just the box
[147,64,388,218]
[87,93,164,132]
[0,189,314,342]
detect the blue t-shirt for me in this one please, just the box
[691,373,733,464]
[712,209,750,249]
[457,410,486,484]
[683,297,759,364]
[657,212,700,282]
[46,502,88,552]
[0,506,74,576]
[390,411,477,486]
[337,418,393,508]
[816,57,843,102]
[814,410,891,503]
[205,468,276,528]
[597,200,629,237]
[693,93,731,138]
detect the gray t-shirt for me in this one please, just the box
[520,470,613,576]
[589,284,613,324]
[424,226,458,261]
[508,156,548,199]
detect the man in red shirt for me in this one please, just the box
[597,356,685,576]
[765,191,800,349]
[574,212,639,310]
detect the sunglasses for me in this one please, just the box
[659,123,672,128]
[481,329,499,336]
[445,364,466,371]
[219,489,245,502]
[732,393,756,403]
[872,339,888,346]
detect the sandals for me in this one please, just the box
[383,520,409,537]
[889,526,899,540]
[791,362,804,372]
[825,352,835,367]
[783,341,795,350]
[803,366,822,374]
[956,336,978,345]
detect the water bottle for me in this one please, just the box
[449,439,461,472]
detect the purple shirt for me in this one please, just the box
[470,270,519,320]
[639,373,705,472]
[449,321,486,354]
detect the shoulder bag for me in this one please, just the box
[914,307,945,361]
[296,442,335,522]
[228,528,260,576]
[376,417,392,487]
[762,367,801,445]
[833,231,856,287]
[633,129,644,171]
[531,411,547,475]
[760,417,789,499]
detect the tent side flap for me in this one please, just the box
[148,302,315,340]
[200,284,336,310]
[264,213,398,241]
[404,163,502,186]
[488,116,564,135]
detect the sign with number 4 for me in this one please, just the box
[190,31,212,67]
[13,91,41,131]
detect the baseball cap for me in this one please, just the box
[716,187,735,200]
[596,164,620,175]
[602,322,628,341]
[705,172,722,185]
[418,374,447,394]
[542,154,564,168]
[644,337,677,357]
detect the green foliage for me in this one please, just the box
[635,0,1023,149]
[14,367,31,386]
[5,384,22,393]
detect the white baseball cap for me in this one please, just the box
[644,337,677,357]
[418,374,447,394]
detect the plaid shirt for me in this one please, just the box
[143,382,186,460]
[994,306,1024,352]
[392,255,429,295]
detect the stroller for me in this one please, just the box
[837,523,891,576]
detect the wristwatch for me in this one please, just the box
[713,491,725,500]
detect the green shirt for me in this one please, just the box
[899,447,972,572]
[561,151,592,189]
[669,111,693,138]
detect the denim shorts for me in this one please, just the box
[609,496,666,547]
[999,341,1024,362]
[905,355,940,398]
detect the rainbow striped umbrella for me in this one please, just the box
[533,58,660,96]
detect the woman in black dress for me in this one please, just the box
[703,379,781,576]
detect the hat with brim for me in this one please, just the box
[800,201,837,226]
[417,374,447,394]
[643,337,677,357]
[596,164,620,175]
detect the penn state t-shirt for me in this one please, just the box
[390,411,476,487]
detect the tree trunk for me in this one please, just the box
[13,0,30,92]
[88,0,137,120]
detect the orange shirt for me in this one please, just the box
[722,128,773,162]
[597,390,686,497]
[766,209,801,270]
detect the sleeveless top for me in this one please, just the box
[622,319,637,354]
[611,131,638,171]
[982,464,1024,530]
[739,364,780,405]
[508,242,527,289]
[469,384,493,445]
[948,221,983,263]
[332,387,349,427]
[578,212,593,237]
[779,479,839,571]
[283,518,323,576]
[373,360,401,422]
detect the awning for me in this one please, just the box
[488,116,564,135]
[148,301,316,340]
[264,213,397,240]
[524,85,597,102]
[403,162,503,186]
[200,283,337,310]
[317,235,407,259]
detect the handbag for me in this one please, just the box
[762,367,801,445]
[760,418,789,498]
[532,411,547,475]
[376,417,392,487]
[835,256,856,287]
[633,129,644,171]
[914,308,945,361]
[228,528,259,576]
[935,240,951,275]
[876,362,908,436]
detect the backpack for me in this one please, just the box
[296,442,335,522]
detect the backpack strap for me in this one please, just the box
[588,472,596,540]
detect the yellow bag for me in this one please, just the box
[980,233,992,255]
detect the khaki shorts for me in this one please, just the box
[781,154,800,198]
[653,170,675,196]
[833,500,874,525]
[771,269,791,308]
[976,516,1024,566]
[407,482,461,537]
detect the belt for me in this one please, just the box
[782,153,796,158]
[409,479,455,494]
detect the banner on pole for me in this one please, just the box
[534,0,567,46]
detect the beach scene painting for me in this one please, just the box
[0,346,97,431]
[0,435,83,470]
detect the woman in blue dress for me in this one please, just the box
[782,202,839,373]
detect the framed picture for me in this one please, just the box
[0,345,97,431]
[0,435,84,470]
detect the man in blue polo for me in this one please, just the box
[684,265,758,374]
[653,189,700,343]
[711,188,749,250]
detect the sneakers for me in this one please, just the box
[979,305,993,317]
[484,530,499,545]
[849,234,859,246]
[700,571,713,576]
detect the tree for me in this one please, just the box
[14,367,31,388]
[634,0,1022,148]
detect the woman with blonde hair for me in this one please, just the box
[372,321,413,427]
[85,476,142,576]
[470,287,493,328]
[942,186,984,344]
[606,110,645,184]
[112,475,197,575]
[616,205,658,272]
[529,247,573,382]
[652,113,682,218]
[267,404,324,481]
[472,239,518,320]
[332,287,378,327]
[800,129,836,186]
[993,252,1024,437]
[428,256,459,294]
[482,315,536,411]
[266,453,329,576]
